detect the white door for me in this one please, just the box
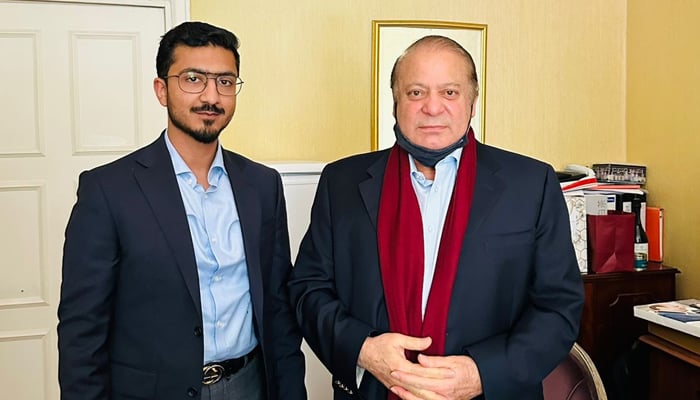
[0,2,177,398]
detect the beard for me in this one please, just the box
[168,104,227,144]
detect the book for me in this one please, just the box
[579,191,618,211]
[583,191,647,225]
[584,194,608,215]
[646,206,664,262]
[585,184,645,199]
[559,164,599,192]
[563,194,588,274]
[587,183,641,190]
[592,163,647,185]
[560,176,598,192]
[634,300,700,339]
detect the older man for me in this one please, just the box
[288,35,583,400]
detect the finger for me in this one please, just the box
[394,354,456,379]
[392,366,454,383]
[416,353,454,368]
[391,384,446,400]
[391,386,424,400]
[391,385,420,400]
[390,386,414,400]
[401,335,432,352]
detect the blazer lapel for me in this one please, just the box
[445,144,505,352]
[358,151,390,230]
[465,143,505,236]
[133,133,202,316]
[358,151,392,332]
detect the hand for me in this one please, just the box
[357,333,432,391]
[389,354,483,400]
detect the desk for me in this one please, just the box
[639,333,700,400]
[578,262,679,396]
[634,300,700,400]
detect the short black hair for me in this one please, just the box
[156,21,240,78]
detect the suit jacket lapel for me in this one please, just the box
[222,152,265,337]
[358,151,391,332]
[465,143,505,236]
[358,151,390,230]
[445,144,505,352]
[133,133,202,316]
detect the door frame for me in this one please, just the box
[3,0,189,27]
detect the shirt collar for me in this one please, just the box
[164,131,228,178]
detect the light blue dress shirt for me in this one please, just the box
[408,148,462,318]
[165,133,257,364]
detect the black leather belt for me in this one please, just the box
[202,346,260,385]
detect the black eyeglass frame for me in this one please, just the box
[164,71,244,96]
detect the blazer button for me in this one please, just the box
[187,387,198,397]
[193,326,202,336]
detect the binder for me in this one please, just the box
[646,206,664,262]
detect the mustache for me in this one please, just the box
[191,104,224,114]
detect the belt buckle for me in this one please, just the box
[202,364,224,385]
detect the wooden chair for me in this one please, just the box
[543,343,607,400]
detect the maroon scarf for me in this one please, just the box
[377,129,477,396]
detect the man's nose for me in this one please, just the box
[421,93,444,115]
[199,79,221,103]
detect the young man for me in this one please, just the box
[289,36,584,399]
[58,22,306,400]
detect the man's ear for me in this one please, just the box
[392,101,397,118]
[153,77,168,107]
[470,95,479,117]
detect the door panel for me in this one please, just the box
[0,2,167,398]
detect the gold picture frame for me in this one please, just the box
[371,20,488,150]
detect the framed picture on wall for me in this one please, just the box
[371,20,488,150]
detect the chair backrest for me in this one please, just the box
[543,343,607,400]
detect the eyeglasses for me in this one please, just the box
[165,71,244,96]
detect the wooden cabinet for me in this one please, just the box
[639,334,700,400]
[577,262,679,397]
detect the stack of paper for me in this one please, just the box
[634,300,700,338]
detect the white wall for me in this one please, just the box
[271,162,332,399]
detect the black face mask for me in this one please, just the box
[393,124,467,168]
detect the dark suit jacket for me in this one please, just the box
[288,142,584,399]
[58,133,306,400]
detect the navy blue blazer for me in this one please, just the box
[288,142,584,399]
[58,133,306,400]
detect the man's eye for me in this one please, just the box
[217,77,234,87]
[408,90,422,97]
[445,89,458,97]
[185,73,203,83]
